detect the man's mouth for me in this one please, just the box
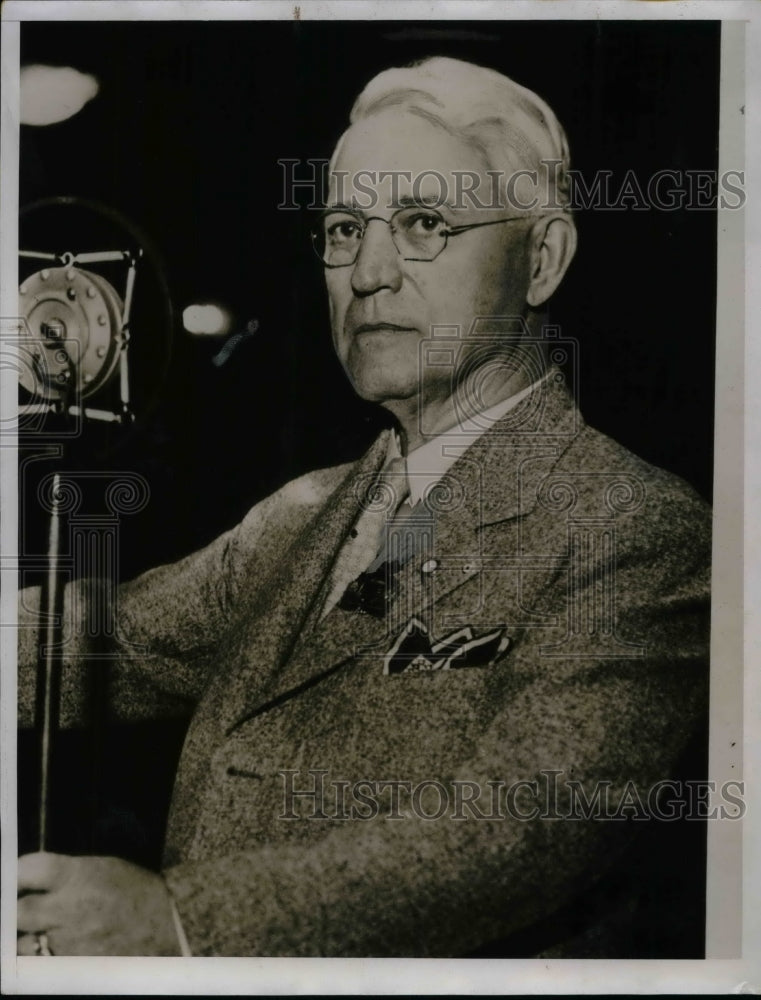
[352,322,417,336]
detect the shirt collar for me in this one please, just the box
[384,374,549,506]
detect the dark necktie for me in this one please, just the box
[336,471,437,619]
[319,456,409,621]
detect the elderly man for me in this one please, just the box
[17,57,710,957]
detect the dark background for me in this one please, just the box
[19,19,720,578]
[18,20,717,955]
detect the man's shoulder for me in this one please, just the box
[567,422,709,500]
[273,461,357,509]
[556,421,712,544]
[233,457,360,545]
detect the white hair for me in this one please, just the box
[340,56,572,210]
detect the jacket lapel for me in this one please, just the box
[384,371,582,632]
[226,372,581,731]
[196,431,390,734]
[166,432,394,853]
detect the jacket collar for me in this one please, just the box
[425,368,581,529]
[395,372,550,507]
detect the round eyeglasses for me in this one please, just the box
[310,206,530,268]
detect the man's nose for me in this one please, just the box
[350,219,403,297]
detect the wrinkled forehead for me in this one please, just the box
[327,108,492,211]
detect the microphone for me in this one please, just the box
[18,249,140,424]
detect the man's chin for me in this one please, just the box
[348,369,418,405]
[344,351,420,404]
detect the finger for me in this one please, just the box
[16,931,55,956]
[17,892,56,933]
[17,933,42,956]
[18,852,68,893]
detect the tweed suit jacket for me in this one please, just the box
[18,373,711,957]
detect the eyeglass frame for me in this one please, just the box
[310,205,534,269]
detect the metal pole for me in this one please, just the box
[37,472,65,852]
[118,255,138,414]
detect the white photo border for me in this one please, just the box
[1,1,758,994]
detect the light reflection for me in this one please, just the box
[20,64,100,126]
[183,303,232,336]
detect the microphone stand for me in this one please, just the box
[19,248,140,857]
[37,470,65,853]
[15,208,170,944]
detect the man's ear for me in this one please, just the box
[526,214,577,308]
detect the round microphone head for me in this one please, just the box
[18,265,124,401]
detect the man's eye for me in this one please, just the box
[402,212,444,235]
[325,218,362,242]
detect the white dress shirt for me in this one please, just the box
[319,374,548,620]
[388,374,547,505]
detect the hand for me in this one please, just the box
[17,852,182,956]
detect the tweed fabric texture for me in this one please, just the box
[17,372,712,957]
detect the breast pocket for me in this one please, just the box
[380,618,512,676]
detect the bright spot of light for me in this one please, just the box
[20,65,100,126]
[183,303,232,336]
